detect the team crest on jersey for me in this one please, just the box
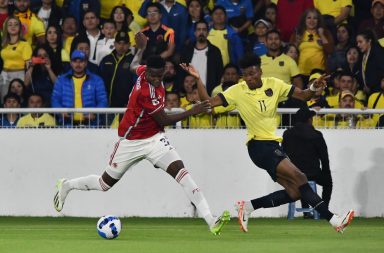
[265,88,273,97]
[279,61,284,66]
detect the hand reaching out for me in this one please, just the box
[179,63,200,79]
[189,100,211,115]
[135,32,147,50]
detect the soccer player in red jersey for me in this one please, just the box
[54,33,230,235]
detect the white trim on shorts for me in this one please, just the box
[105,132,181,180]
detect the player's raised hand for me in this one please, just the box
[179,63,200,79]
[135,32,147,49]
[312,74,329,91]
[189,100,211,115]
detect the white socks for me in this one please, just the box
[176,168,215,226]
[64,175,110,192]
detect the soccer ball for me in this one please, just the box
[96,215,121,239]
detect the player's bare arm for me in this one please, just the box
[180,63,224,107]
[292,74,328,101]
[151,100,211,127]
[130,32,147,73]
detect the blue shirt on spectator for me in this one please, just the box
[0,116,19,128]
[215,0,254,20]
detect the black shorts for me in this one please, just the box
[247,140,287,181]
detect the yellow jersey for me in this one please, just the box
[1,41,32,70]
[16,113,56,128]
[367,92,384,126]
[14,10,45,46]
[261,53,300,84]
[221,78,294,142]
[298,31,325,75]
[314,0,352,18]
[73,75,86,121]
[208,29,230,66]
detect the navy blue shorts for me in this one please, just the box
[247,140,287,181]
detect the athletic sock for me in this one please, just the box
[250,190,293,210]
[176,168,215,226]
[65,175,108,192]
[299,183,333,221]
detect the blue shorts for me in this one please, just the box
[247,140,287,181]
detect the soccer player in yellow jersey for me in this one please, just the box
[180,54,354,234]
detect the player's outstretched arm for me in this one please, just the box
[180,63,223,108]
[292,74,328,101]
[130,32,147,73]
[151,101,211,127]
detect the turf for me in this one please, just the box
[0,217,383,253]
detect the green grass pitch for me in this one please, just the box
[0,217,383,253]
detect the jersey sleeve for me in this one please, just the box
[219,84,239,107]
[32,16,46,37]
[275,78,295,103]
[136,65,146,76]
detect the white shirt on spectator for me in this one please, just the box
[38,8,51,29]
[86,30,101,64]
[95,38,115,65]
[191,47,208,87]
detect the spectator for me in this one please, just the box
[356,29,384,95]
[284,43,299,63]
[367,75,384,127]
[261,29,303,89]
[94,19,116,65]
[0,0,9,31]
[208,5,244,65]
[70,35,101,76]
[216,0,254,38]
[314,0,352,40]
[110,5,136,48]
[61,15,78,57]
[7,78,29,107]
[264,3,277,28]
[290,8,334,81]
[140,3,175,62]
[62,0,100,26]
[45,24,69,71]
[246,19,271,56]
[165,91,181,110]
[179,74,198,109]
[139,0,187,52]
[123,0,149,29]
[180,20,223,96]
[184,87,212,128]
[81,10,102,64]
[275,0,314,43]
[342,45,360,77]
[0,93,20,128]
[24,44,58,106]
[282,106,333,217]
[99,31,135,108]
[184,0,210,46]
[36,0,63,29]
[211,63,242,128]
[358,0,384,40]
[51,50,108,126]
[1,16,32,101]
[163,59,179,93]
[327,24,354,72]
[16,93,56,127]
[13,0,45,46]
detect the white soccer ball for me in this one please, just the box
[96,215,121,239]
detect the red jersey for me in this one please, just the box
[118,65,165,140]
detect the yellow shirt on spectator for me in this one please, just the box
[208,29,230,66]
[221,78,294,142]
[121,0,147,27]
[1,41,32,70]
[314,0,352,17]
[73,75,86,121]
[326,92,364,108]
[261,53,300,84]
[367,92,384,126]
[15,10,45,45]
[63,36,74,58]
[16,113,56,128]
[184,103,212,128]
[298,32,325,76]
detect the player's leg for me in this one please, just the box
[54,139,143,212]
[147,134,229,235]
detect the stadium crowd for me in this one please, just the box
[0,0,383,128]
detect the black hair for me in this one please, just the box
[266,29,281,38]
[3,92,21,105]
[238,54,261,69]
[223,63,240,74]
[28,92,45,105]
[110,5,132,32]
[211,5,226,15]
[147,55,166,69]
[194,20,208,31]
[146,2,162,13]
[70,35,90,55]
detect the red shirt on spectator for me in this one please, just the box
[0,13,8,30]
[276,0,314,42]
[118,65,165,140]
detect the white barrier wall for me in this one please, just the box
[0,129,383,218]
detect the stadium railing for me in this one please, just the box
[0,108,384,129]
